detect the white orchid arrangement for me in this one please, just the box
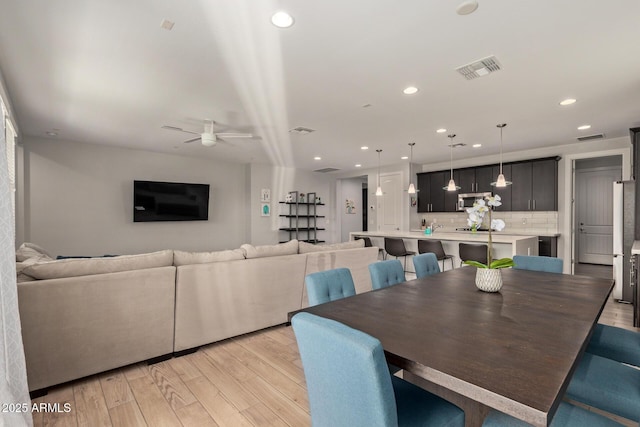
[464,195,515,269]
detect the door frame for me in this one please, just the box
[564,149,628,274]
[575,165,621,264]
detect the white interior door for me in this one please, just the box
[576,167,621,265]
[378,172,402,231]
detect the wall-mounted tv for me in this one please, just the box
[133,180,210,222]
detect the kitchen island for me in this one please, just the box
[350,230,538,270]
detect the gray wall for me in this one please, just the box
[20,137,250,256]
[339,177,366,242]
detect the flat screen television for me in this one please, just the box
[133,180,210,222]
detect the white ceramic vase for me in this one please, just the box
[475,268,503,292]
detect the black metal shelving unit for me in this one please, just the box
[278,191,325,243]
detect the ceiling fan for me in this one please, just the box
[161,120,255,147]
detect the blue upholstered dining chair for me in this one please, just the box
[305,268,356,306]
[566,352,640,423]
[368,259,406,290]
[587,323,640,367]
[291,312,465,427]
[412,253,440,279]
[512,255,563,273]
[483,402,624,427]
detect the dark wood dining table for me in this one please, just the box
[290,267,614,427]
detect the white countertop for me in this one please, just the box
[351,230,537,245]
[632,241,640,255]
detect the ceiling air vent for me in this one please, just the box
[448,143,467,148]
[314,168,340,173]
[577,133,605,142]
[289,126,316,135]
[456,55,502,80]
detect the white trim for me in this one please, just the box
[562,147,630,274]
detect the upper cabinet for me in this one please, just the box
[418,157,558,213]
[511,158,558,211]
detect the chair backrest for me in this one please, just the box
[368,260,406,290]
[305,268,357,306]
[513,255,563,273]
[459,243,488,265]
[413,253,441,278]
[384,238,408,257]
[418,240,446,259]
[291,312,398,427]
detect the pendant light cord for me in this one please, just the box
[448,134,456,179]
[498,123,506,174]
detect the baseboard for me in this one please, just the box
[146,353,173,365]
[173,347,199,358]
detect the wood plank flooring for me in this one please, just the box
[32,282,637,427]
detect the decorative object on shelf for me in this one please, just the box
[261,203,270,216]
[261,188,271,202]
[345,199,356,214]
[444,134,461,191]
[491,123,512,187]
[407,142,416,194]
[316,197,322,204]
[285,193,293,203]
[375,149,383,196]
[299,193,305,203]
[464,194,515,292]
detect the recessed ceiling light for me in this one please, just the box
[314,156,321,160]
[361,146,369,150]
[271,11,294,28]
[355,164,362,168]
[403,86,419,95]
[560,98,577,106]
[472,143,482,148]
[401,156,409,160]
[577,124,591,130]
[456,0,479,15]
[436,128,447,133]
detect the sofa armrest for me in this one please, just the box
[18,266,176,391]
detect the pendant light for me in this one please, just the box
[407,142,416,194]
[491,123,512,187]
[443,134,461,191]
[375,149,383,196]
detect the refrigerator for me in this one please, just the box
[612,181,635,303]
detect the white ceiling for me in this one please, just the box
[1,0,639,173]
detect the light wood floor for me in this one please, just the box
[33,285,637,427]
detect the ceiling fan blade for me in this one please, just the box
[162,125,199,135]
[183,137,200,144]
[216,133,254,139]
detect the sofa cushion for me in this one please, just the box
[173,249,245,266]
[16,242,53,262]
[22,250,174,280]
[241,240,299,259]
[298,239,365,254]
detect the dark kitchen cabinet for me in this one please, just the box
[454,168,476,193]
[510,158,558,211]
[475,165,495,193]
[418,171,452,212]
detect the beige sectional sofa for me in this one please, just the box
[16,240,379,392]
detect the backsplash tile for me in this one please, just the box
[417,211,559,236]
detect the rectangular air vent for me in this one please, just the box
[577,133,605,142]
[314,168,340,173]
[447,143,467,148]
[456,55,502,80]
[289,126,316,135]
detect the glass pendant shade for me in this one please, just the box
[491,123,512,187]
[375,186,383,196]
[407,183,416,194]
[443,134,461,191]
[407,142,417,194]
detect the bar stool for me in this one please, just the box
[418,240,454,271]
[355,236,385,259]
[458,243,488,267]
[384,238,415,272]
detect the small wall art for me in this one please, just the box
[261,188,271,202]
[345,199,356,214]
[261,203,270,216]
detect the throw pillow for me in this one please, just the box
[241,240,299,259]
[16,242,53,262]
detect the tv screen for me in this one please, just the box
[133,180,210,222]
